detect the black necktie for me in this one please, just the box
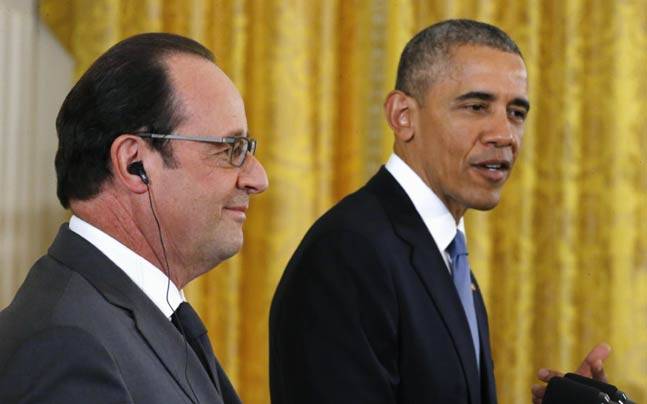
[171,302,222,393]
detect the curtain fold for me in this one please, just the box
[39,0,647,402]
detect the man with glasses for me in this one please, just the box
[0,33,267,403]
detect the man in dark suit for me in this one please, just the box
[0,33,268,403]
[270,19,613,404]
[269,19,528,403]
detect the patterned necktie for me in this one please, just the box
[447,230,480,369]
[171,302,221,393]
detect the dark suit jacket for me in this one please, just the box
[0,224,240,404]
[270,168,497,404]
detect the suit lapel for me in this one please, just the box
[366,168,482,403]
[473,278,497,404]
[48,225,223,404]
[133,307,223,404]
[203,343,223,394]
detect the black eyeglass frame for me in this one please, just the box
[135,132,257,167]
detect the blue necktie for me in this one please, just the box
[447,230,480,369]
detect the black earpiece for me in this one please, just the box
[127,161,149,185]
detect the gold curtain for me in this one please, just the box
[39,0,647,402]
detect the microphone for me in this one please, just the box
[543,376,612,404]
[565,373,635,404]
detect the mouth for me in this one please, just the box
[225,206,248,212]
[471,159,511,182]
[223,205,248,221]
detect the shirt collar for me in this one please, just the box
[69,215,184,319]
[385,153,465,254]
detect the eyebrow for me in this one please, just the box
[455,91,530,112]
[223,129,248,138]
[511,98,530,112]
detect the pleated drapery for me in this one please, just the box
[39,1,647,402]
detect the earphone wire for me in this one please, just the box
[145,181,200,404]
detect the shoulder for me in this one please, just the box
[304,167,410,241]
[0,326,133,403]
[0,254,127,364]
[280,170,413,281]
[0,255,76,350]
[306,184,393,245]
[274,186,404,311]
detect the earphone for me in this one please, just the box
[126,160,200,403]
[127,161,149,185]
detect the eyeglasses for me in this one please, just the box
[135,133,257,167]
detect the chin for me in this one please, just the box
[219,235,244,259]
[205,243,242,269]
[470,194,501,211]
[200,231,244,267]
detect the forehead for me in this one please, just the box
[429,45,528,100]
[164,53,247,134]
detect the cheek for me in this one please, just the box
[438,131,473,171]
[202,175,240,207]
[515,130,524,151]
[173,182,227,221]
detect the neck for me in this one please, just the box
[70,190,189,288]
[393,149,466,223]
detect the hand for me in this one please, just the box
[531,342,611,404]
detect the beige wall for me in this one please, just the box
[0,0,72,307]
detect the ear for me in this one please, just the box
[110,134,150,194]
[384,90,416,142]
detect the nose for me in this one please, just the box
[237,154,269,194]
[481,111,521,152]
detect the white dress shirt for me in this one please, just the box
[385,153,465,272]
[69,215,184,319]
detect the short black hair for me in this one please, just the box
[395,19,523,104]
[55,32,214,208]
